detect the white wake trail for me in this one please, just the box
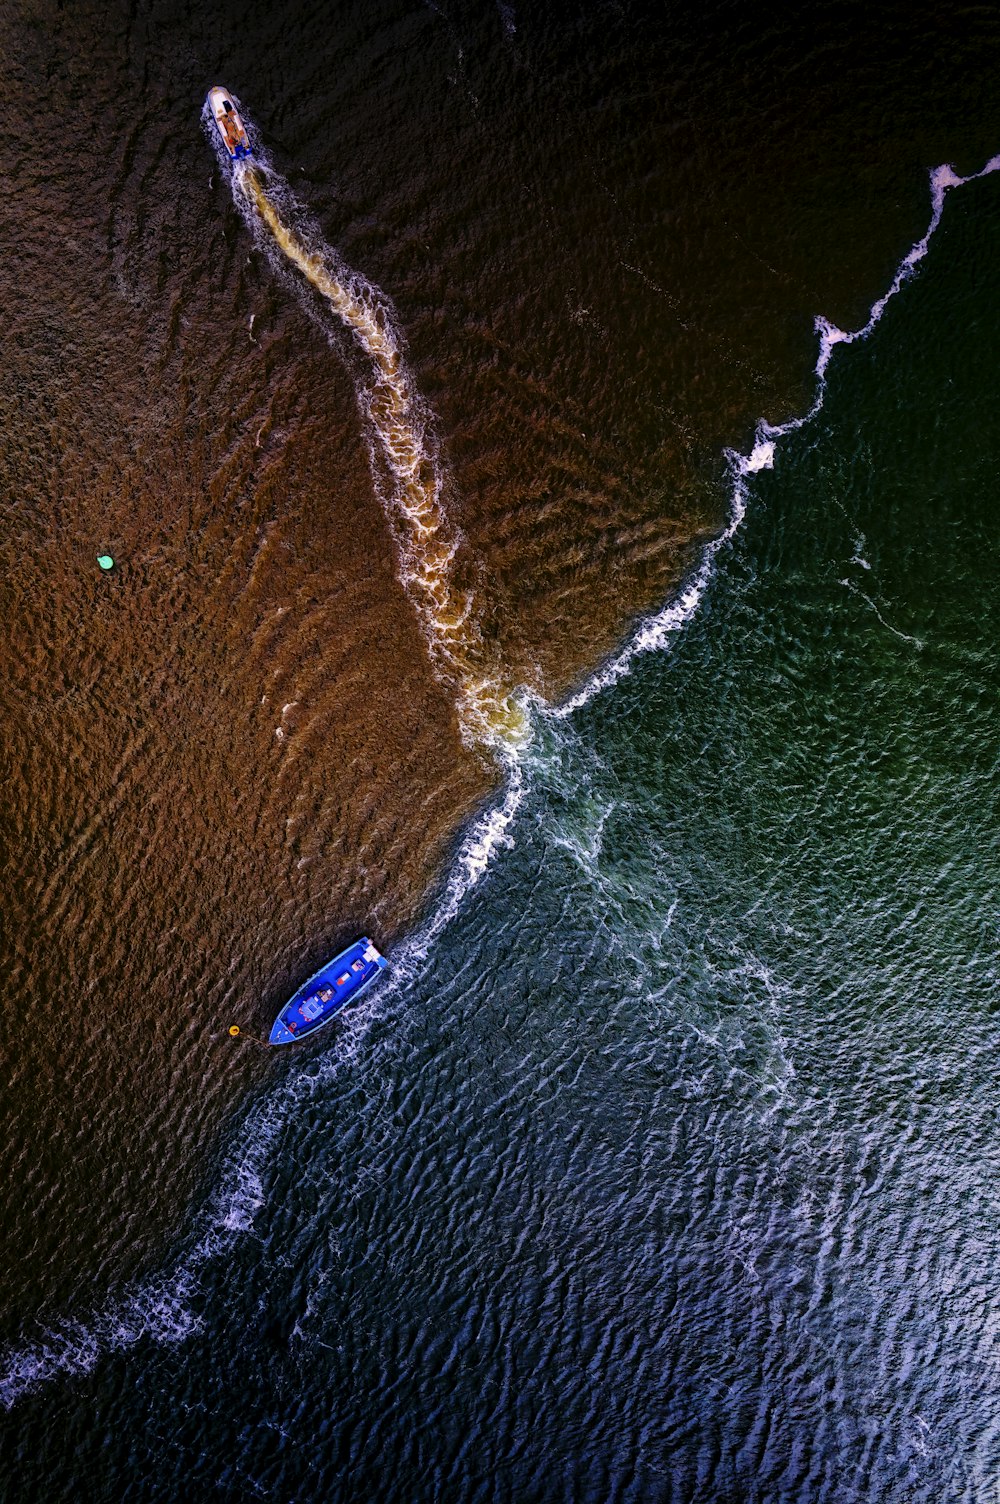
[222,133,526,751]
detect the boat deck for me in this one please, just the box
[269,938,387,1044]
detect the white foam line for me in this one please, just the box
[407,752,525,962]
[554,155,1000,718]
[0,1087,290,1410]
[0,1270,202,1411]
[841,579,924,648]
[0,749,525,1409]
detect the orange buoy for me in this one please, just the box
[229,1025,241,1037]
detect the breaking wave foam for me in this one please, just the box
[0,1277,201,1413]
[0,748,523,1410]
[554,155,1000,716]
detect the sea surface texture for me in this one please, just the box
[2,2,1000,1500]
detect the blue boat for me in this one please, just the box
[269,937,388,1045]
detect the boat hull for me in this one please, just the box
[269,938,388,1045]
[206,86,252,160]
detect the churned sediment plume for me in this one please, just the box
[219,130,526,752]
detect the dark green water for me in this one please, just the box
[4,137,1000,1504]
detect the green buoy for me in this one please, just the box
[97,555,114,571]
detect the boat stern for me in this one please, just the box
[363,938,388,971]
